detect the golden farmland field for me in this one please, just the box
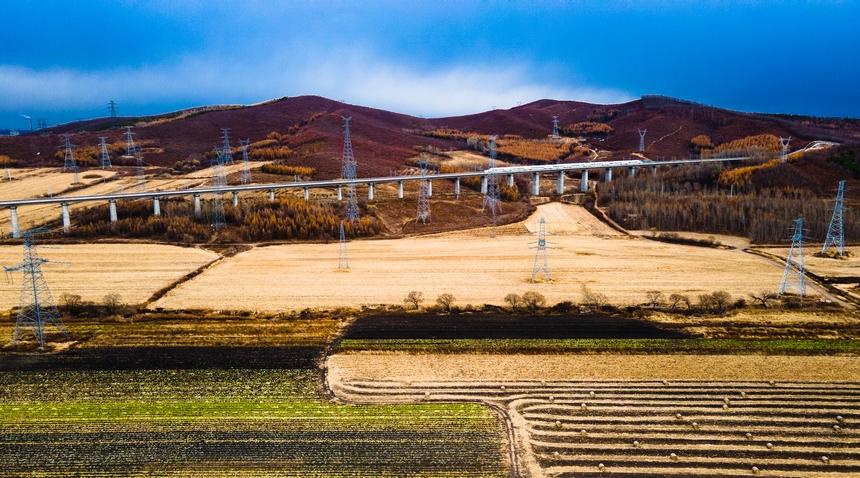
[0,244,217,307]
[155,203,786,312]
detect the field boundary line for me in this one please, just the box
[143,248,240,306]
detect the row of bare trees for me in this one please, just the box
[598,163,858,243]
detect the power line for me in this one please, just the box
[239,139,251,185]
[109,101,118,130]
[481,136,501,237]
[341,117,360,223]
[3,229,70,348]
[416,156,431,224]
[822,180,846,256]
[778,218,806,297]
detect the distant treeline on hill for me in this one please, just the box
[68,196,384,242]
[600,162,860,244]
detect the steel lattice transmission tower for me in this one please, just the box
[341,117,360,222]
[778,218,806,297]
[822,180,846,256]
[338,221,349,269]
[239,139,251,185]
[3,230,70,348]
[220,129,234,164]
[638,129,647,152]
[210,147,227,230]
[417,157,431,224]
[124,127,145,191]
[109,100,118,129]
[98,137,112,169]
[552,116,560,139]
[779,136,792,162]
[481,136,502,237]
[530,217,555,282]
[60,135,80,184]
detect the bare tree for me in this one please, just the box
[436,293,455,313]
[698,293,714,312]
[667,293,685,310]
[749,290,777,308]
[646,290,664,309]
[581,284,608,308]
[504,293,522,311]
[61,293,82,308]
[102,293,122,313]
[521,291,547,313]
[711,290,732,312]
[404,291,424,310]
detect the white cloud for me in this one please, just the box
[0,52,632,122]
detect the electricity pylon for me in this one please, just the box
[638,129,647,152]
[3,229,70,348]
[60,135,79,184]
[481,136,501,237]
[124,127,145,191]
[220,129,234,164]
[98,137,112,169]
[552,116,560,139]
[341,117,360,222]
[338,221,349,269]
[530,217,555,282]
[417,157,431,224]
[109,100,118,129]
[239,139,251,185]
[822,180,846,256]
[210,147,227,230]
[778,218,806,297]
[779,136,791,162]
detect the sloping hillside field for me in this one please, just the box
[156,204,784,311]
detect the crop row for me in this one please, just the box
[335,379,860,477]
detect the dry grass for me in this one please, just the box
[328,352,860,382]
[0,244,217,308]
[753,246,860,278]
[155,204,785,312]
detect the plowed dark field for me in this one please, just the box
[0,345,323,371]
[343,313,690,340]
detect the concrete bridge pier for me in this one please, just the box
[304,187,309,200]
[580,170,589,192]
[427,179,432,197]
[193,194,201,216]
[652,166,658,174]
[153,198,161,216]
[507,174,515,187]
[605,168,613,182]
[557,172,565,194]
[62,202,70,232]
[10,206,19,237]
[454,177,460,197]
[398,181,403,199]
[368,183,374,200]
[629,167,636,177]
[109,200,117,223]
[337,185,342,201]
[269,189,275,203]
[232,191,239,207]
[532,172,540,196]
[481,176,488,194]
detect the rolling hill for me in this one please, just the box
[1,95,858,190]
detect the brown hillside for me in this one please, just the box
[1,95,858,182]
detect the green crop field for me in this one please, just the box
[0,368,508,477]
[338,337,860,354]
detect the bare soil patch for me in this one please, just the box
[328,353,860,382]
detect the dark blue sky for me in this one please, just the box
[1,0,858,130]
